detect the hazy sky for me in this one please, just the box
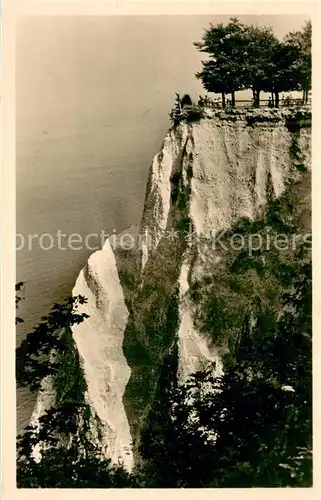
[17,15,310,142]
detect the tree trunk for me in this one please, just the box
[222,92,226,109]
[256,90,261,107]
[303,89,309,104]
[271,92,274,107]
[252,88,256,106]
[275,91,279,108]
[231,91,235,108]
[252,89,260,107]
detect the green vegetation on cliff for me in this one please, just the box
[122,200,188,445]
[139,257,312,486]
[189,171,311,365]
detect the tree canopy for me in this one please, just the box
[195,17,311,106]
[284,21,311,102]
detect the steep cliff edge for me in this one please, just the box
[31,108,311,471]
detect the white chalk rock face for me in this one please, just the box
[187,120,297,236]
[140,126,189,270]
[71,239,133,471]
[139,117,311,385]
[177,258,224,382]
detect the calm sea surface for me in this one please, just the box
[16,121,169,432]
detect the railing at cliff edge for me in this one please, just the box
[205,97,312,109]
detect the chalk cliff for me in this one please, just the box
[31,107,312,471]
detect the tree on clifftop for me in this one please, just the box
[262,41,305,107]
[195,18,280,106]
[242,23,279,106]
[195,17,311,107]
[194,18,248,107]
[284,20,311,103]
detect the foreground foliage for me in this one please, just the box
[16,294,134,488]
[16,243,312,487]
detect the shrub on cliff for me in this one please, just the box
[183,104,205,123]
[181,94,193,107]
[169,94,205,126]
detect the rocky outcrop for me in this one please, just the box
[71,239,133,470]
